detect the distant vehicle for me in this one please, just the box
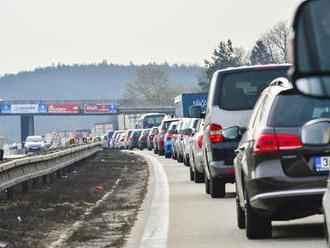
[173,118,191,163]
[138,129,151,150]
[201,64,290,198]
[116,133,127,149]
[235,79,329,239]
[109,130,124,149]
[128,129,142,150]
[24,136,46,154]
[174,92,208,118]
[164,121,179,158]
[136,113,166,129]
[147,127,158,151]
[189,119,205,183]
[156,118,180,156]
[124,130,134,149]
[102,133,109,149]
[182,118,200,166]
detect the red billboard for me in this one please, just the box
[48,104,80,114]
[84,104,110,113]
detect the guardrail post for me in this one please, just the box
[56,170,62,179]
[6,188,14,200]
[32,178,39,188]
[22,181,28,192]
[42,175,49,185]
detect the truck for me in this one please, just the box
[117,114,142,130]
[174,92,208,118]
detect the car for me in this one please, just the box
[189,119,205,183]
[110,130,124,149]
[102,133,109,149]
[24,135,46,154]
[234,78,329,239]
[156,118,180,156]
[202,64,290,198]
[164,121,179,158]
[138,129,151,150]
[124,129,134,149]
[182,118,200,166]
[117,133,127,149]
[128,129,142,150]
[147,127,158,151]
[173,118,190,162]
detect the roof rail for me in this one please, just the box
[269,77,291,88]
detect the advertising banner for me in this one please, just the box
[84,104,117,113]
[48,104,80,114]
[1,104,48,114]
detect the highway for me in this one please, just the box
[127,150,326,248]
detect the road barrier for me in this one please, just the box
[0,143,102,195]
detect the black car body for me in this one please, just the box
[235,78,329,239]
[203,64,290,198]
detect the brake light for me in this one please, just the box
[277,134,303,151]
[168,133,173,139]
[142,136,147,141]
[180,134,184,141]
[198,135,203,149]
[254,133,302,154]
[209,124,223,143]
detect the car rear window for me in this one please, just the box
[218,68,289,110]
[269,93,330,127]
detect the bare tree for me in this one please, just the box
[261,20,291,63]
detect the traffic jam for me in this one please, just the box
[107,1,330,244]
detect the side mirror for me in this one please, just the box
[291,0,330,98]
[301,119,330,145]
[222,126,241,140]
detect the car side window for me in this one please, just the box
[248,95,265,130]
[255,95,269,126]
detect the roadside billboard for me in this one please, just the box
[1,104,48,114]
[48,104,80,114]
[84,104,117,114]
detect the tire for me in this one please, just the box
[205,174,210,194]
[190,166,194,181]
[154,148,158,154]
[236,196,245,229]
[245,191,272,239]
[177,153,184,163]
[210,177,226,198]
[165,152,171,158]
[194,168,204,183]
[183,155,189,166]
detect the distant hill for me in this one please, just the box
[0,63,203,142]
[0,63,203,100]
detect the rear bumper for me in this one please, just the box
[208,160,235,182]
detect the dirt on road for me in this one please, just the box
[0,150,148,248]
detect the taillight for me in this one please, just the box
[254,133,302,154]
[168,133,173,139]
[142,136,147,141]
[209,124,223,143]
[277,134,303,151]
[198,135,203,149]
[180,134,184,141]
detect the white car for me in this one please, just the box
[24,136,46,154]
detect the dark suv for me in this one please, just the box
[203,64,290,198]
[234,78,329,239]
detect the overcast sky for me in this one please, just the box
[0,0,302,76]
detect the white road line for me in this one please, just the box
[139,153,169,248]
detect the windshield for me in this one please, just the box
[144,115,165,128]
[269,93,330,127]
[26,137,43,142]
[219,68,289,110]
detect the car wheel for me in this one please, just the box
[194,168,204,183]
[177,153,183,163]
[210,177,226,198]
[205,174,210,194]
[236,196,245,229]
[245,191,272,239]
[190,166,194,181]
[183,155,189,166]
[154,148,158,154]
[165,152,171,158]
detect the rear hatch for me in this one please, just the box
[270,92,330,177]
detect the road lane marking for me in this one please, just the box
[139,153,169,248]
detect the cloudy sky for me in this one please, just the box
[0,0,302,75]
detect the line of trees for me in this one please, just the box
[199,20,290,91]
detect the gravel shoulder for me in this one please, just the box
[0,150,148,248]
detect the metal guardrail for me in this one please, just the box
[0,142,102,192]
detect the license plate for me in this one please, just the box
[314,157,330,172]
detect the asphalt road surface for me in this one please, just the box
[126,150,326,248]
